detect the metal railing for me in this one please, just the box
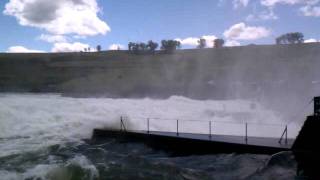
[120,116,127,132]
[245,123,248,143]
[279,125,288,144]
[119,116,291,144]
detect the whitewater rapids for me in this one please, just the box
[0,93,301,157]
[0,93,300,179]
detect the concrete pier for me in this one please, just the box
[92,129,293,156]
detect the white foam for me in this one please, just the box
[67,155,99,179]
[0,170,22,180]
[23,164,60,180]
[0,93,300,157]
[0,155,98,180]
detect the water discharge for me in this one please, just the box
[0,93,300,179]
[0,93,302,157]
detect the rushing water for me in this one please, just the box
[0,94,299,179]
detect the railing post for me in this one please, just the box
[279,125,288,144]
[245,123,248,143]
[209,121,212,139]
[120,116,126,132]
[285,125,288,144]
[176,119,179,136]
[120,116,123,131]
[147,118,150,134]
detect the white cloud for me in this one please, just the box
[304,38,319,43]
[38,34,67,43]
[225,40,241,46]
[233,0,250,8]
[4,0,110,36]
[246,8,278,21]
[175,35,218,47]
[261,0,319,7]
[175,37,199,46]
[223,22,271,40]
[109,44,124,50]
[261,0,300,6]
[7,46,44,53]
[73,35,87,40]
[258,0,320,20]
[52,42,90,52]
[300,5,320,17]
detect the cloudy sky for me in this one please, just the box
[0,0,320,52]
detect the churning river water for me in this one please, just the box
[0,93,299,180]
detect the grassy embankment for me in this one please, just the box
[0,43,319,102]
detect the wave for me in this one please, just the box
[0,93,300,157]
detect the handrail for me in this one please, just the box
[124,115,288,127]
[120,116,292,142]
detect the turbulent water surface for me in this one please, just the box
[0,94,299,180]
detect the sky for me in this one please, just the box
[0,0,320,53]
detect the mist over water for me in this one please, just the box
[0,93,302,179]
[0,93,302,157]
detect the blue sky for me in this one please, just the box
[1,0,320,52]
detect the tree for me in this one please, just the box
[128,42,134,51]
[131,43,139,54]
[128,41,159,54]
[128,42,137,53]
[128,42,146,54]
[197,38,206,49]
[147,40,158,53]
[96,45,101,52]
[138,43,147,51]
[214,39,225,48]
[161,40,181,53]
[276,32,304,45]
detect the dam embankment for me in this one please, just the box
[1,43,319,118]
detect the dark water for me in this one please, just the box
[0,138,298,180]
[0,94,303,179]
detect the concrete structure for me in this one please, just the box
[92,97,320,178]
[92,129,293,155]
